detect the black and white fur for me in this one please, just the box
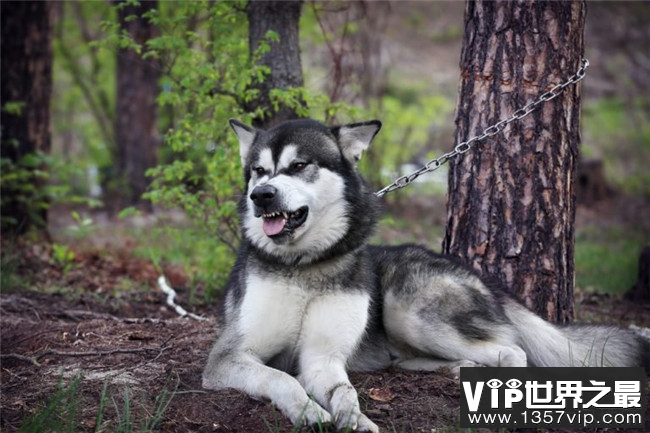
[203,118,649,432]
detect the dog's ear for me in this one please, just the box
[229,119,257,165]
[332,120,382,163]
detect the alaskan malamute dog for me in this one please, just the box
[203,118,649,432]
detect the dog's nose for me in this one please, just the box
[250,184,277,208]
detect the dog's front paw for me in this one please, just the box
[327,383,379,432]
[354,413,380,432]
[334,411,379,433]
[290,399,333,428]
[451,359,480,378]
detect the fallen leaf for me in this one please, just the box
[368,386,395,402]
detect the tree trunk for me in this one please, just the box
[576,158,612,205]
[443,1,586,324]
[115,0,160,209]
[626,246,650,303]
[1,1,53,234]
[245,0,304,129]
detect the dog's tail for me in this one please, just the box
[506,301,650,368]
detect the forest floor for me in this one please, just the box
[2,195,650,432]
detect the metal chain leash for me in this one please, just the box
[375,58,590,198]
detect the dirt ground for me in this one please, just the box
[0,242,465,433]
[2,197,650,432]
[1,238,649,432]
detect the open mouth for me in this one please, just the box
[261,206,309,238]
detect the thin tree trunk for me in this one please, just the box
[1,1,54,234]
[443,1,586,324]
[245,0,304,129]
[626,247,650,303]
[56,2,116,152]
[115,0,160,210]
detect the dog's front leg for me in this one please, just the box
[203,341,332,427]
[298,293,379,433]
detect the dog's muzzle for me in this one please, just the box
[250,185,309,239]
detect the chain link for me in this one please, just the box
[375,58,590,197]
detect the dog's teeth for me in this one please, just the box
[263,212,289,219]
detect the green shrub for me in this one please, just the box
[582,97,650,197]
[360,93,453,192]
[575,227,644,294]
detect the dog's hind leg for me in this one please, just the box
[395,358,479,377]
[396,358,479,371]
[392,325,526,368]
[384,291,527,368]
[389,319,527,368]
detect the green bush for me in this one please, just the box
[360,93,453,192]
[582,97,650,197]
[575,227,644,294]
[0,151,51,231]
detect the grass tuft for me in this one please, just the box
[19,375,82,433]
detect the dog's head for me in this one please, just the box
[229,118,381,264]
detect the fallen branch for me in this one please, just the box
[1,353,38,365]
[158,276,209,321]
[1,346,160,367]
[103,337,173,380]
[629,324,650,342]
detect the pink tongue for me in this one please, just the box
[263,216,286,236]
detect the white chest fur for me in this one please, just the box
[238,273,312,359]
[236,272,371,363]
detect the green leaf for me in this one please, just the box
[118,206,142,219]
[2,101,26,116]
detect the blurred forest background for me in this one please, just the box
[2,0,649,301]
[2,1,650,432]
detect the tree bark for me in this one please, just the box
[245,0,304,129]
[1,1,54,234]
[115,0,160,209]
[443,1,586,324]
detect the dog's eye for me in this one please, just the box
[291,162,308,171]
[252,166,266,176]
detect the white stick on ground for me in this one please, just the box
[629,324,650,342]
[158,276,209,321]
